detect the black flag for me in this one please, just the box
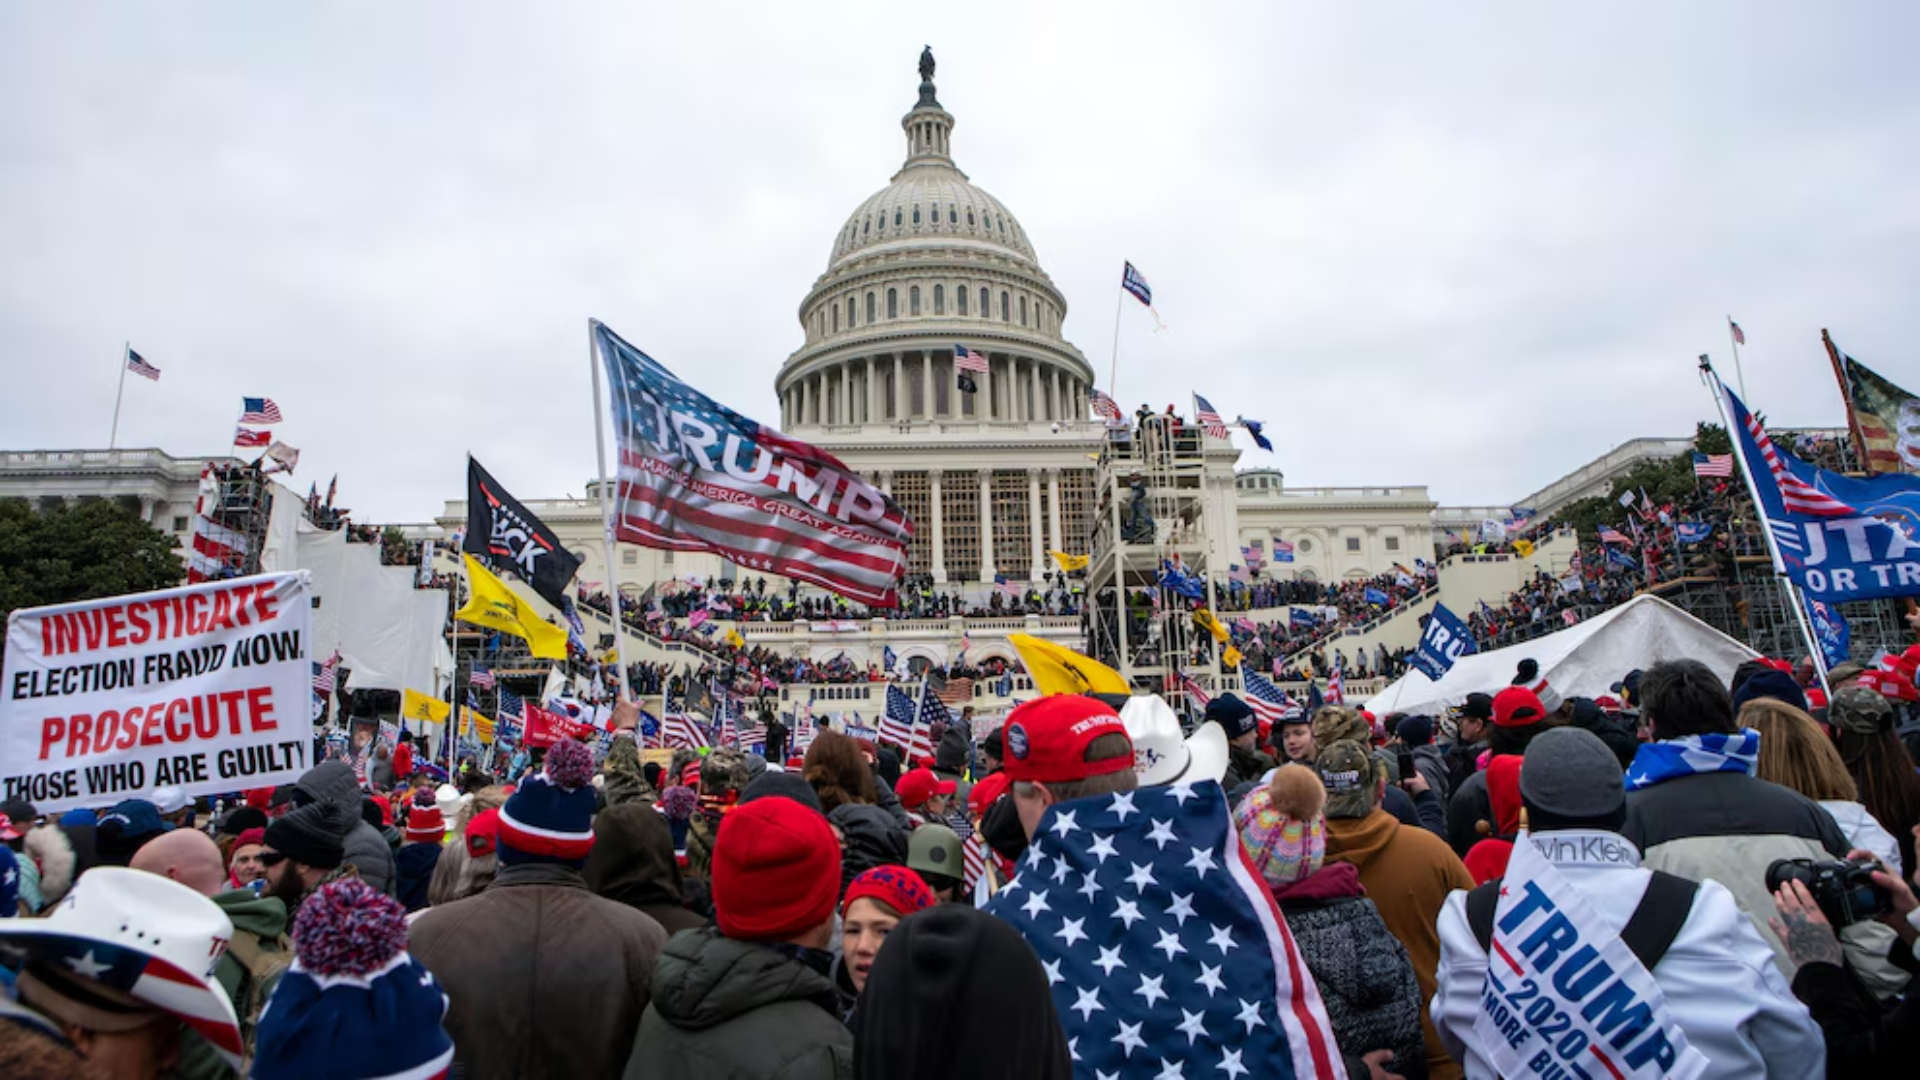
[957,372,977,394]
[463,457,582,609]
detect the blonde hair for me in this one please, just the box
[1742,698,1857,801]
[426,785,513,907]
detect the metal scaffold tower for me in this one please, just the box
[202,463,272,578]
[1084,417,1226,711]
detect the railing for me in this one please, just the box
[1279,585,1438,668]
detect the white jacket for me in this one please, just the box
[1432,830,1823,1080]
[1818,799,1903,879]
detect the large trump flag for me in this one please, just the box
[593,320,913,607]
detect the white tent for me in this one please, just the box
[1365,594,1758,715]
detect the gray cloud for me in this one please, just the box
[4,2,1917,522]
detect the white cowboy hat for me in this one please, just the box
[1121,695,1230,787]
[0,867,243,1067]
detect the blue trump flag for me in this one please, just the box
[1288,607,1316,630]
[1606,547,1640,571]
[1363,586,1389,605]
[1806,597,1851,671]
[1718,372,1920,603]
[1241,418,1273,452]
[985,782,1341,1077]
[1412,603,1475,681]
[1675,522,1713,546]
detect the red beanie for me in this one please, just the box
[841,866,936,919]
[711,797,841,943]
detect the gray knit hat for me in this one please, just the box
[1519,727,1623,819]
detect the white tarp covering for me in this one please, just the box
[257,482,306,576]
[1366,594,1758,716]
[293,525,445,694]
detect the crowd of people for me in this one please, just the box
[7,641,1920,1077]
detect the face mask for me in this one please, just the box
[979,794,1028,863]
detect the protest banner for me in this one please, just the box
[3,572,313,814]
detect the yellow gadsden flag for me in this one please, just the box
[456,554,569,660]
[1009,633,1129,697]
[724,628,746,649]
[463,707,496,745]
[1050,550,1090,573]
[1513,538,1536,559]
[401,689,450,725]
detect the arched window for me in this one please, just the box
[832,305,840,333]
[847,297,856,327]
[979,287,990,317]
[894,209,902,228]
[1018,295,1028,326]
[867,292,876,324]
[949,206,957,224]
[887,289,898,319]
[933,284,945,315]
[930,204,939,228]
[912,206,921,226]
[1000,291,1010,322]
[967,208,976,227]
[957,284,969,316]
[909,286,921,316]
[863,217,870,236]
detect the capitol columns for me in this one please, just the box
[867,357,882,423]
[929,470,947,584]
[1047,468,1064,557]
[875,469,892,496]
[977,467,995,581]
[921,353,933,421]
[1026,468,1044,581]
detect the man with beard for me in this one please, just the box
[257,801,351,911]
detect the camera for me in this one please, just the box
[1766,857,1892,929]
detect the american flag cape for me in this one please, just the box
[594,321,912,607]
[983,783,1340,1078]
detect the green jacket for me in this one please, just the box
[625,928,851,1080]
[602,733,659,808]
[174,889,290,1080]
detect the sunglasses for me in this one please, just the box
[258,851,289,867]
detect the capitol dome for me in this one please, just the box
[777,50,1093,436]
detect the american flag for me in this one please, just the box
[961,829,987,891]
[662,702,711,750]
[1090,388,1125,426]
[1597,525,1632,546]
[1326,657,1346,704]
[912,684,946,760]
[239,397,283,424]
[1240,669,1299,726]
[311,652,340,695]
[1729,319,1746,346]
[1193,394,1231,440]
[994,572,1023,597]
[984,783,1341,1079]
[595,321,913,608]
[1719,378,1855,517]
[738,717,767,749]
[497,688,525,722]
[1692,452,1734,479]
[881,684,921,754]
[793,702,817,753]
[234,427,270,447]
[954,344,990,373]
[469,666,497,690]
[1177,670,1212,709]
[186,516,251,583]
[126,349,162,381]
[715,690,739,747]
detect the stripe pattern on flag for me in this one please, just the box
[239,397,283,424]
[1692,452,1733,478]
[127,350,162,381]
[954,344,989,373]
[1194,394,1231,439]
[1736,393,1854,517]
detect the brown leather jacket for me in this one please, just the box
[411,862,668,1079]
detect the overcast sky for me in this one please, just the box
[4,2,1917,523]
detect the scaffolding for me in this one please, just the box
[199,462,272,578]
[1084,417,1225,711]
[1654,556,1913,663]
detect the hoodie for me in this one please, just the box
[584,801,708,936]
[295,760,396,895]
[395,842,443,913]
[1325,809,1474,1080]
[828,804,910,895]
[626,928,852,1080]
[174,888,291,1080]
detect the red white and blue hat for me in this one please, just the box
[251,877,455,1079]
[497,738,597,864]
[0,866,243,1067]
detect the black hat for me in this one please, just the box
[1461,692,1494,721]
[1204,693,1258,741]
[263,803,348,871]
[981,729,1005,761]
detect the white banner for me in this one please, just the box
[1474,832,1708,1080]
[3,572,314,813]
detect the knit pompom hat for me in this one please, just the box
[250,878,454,1080]
[711,796,841,943]
[497,739,596,866]
[841,865,937,919]
[1233,767,1327,888]
[402,789,445,844]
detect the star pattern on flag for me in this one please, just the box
[983,783,1338,1079]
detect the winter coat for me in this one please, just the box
[294,759,395,896]
[1570,709,1640,769]
[685,808,723,880]
[626,927,853,1080]
[1434,829,1823,1080]
[584,800,709,936]
[1819,798,1903,879]
[1324,808,1475,1080]
[871,777,912,831]
[1221,743,1278,793]
[1445,767,1493,857]
[1440,740,1486,800]
[602,733,660,809]
[394,842,443,913]
[410,862,667,1079]
[1407,743,1452,804]
[175,888,291,1080]
[934,725,971,778]
[1272,862,1427,1079]
[1622,769,1906,997]
[829,803,910,894]
[368,753,396,790]
[21,824,76,911]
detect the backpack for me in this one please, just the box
[1465,870,1699,971]
[226,929,294,1058]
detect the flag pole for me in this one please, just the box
[109,341,130,450]
[587,319,632,702]
[1107,286,1124,404]
[1698,354,1829,694]
[1821,329,1873,473]
[1726,317,1748,401]
[449,554,465,780]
